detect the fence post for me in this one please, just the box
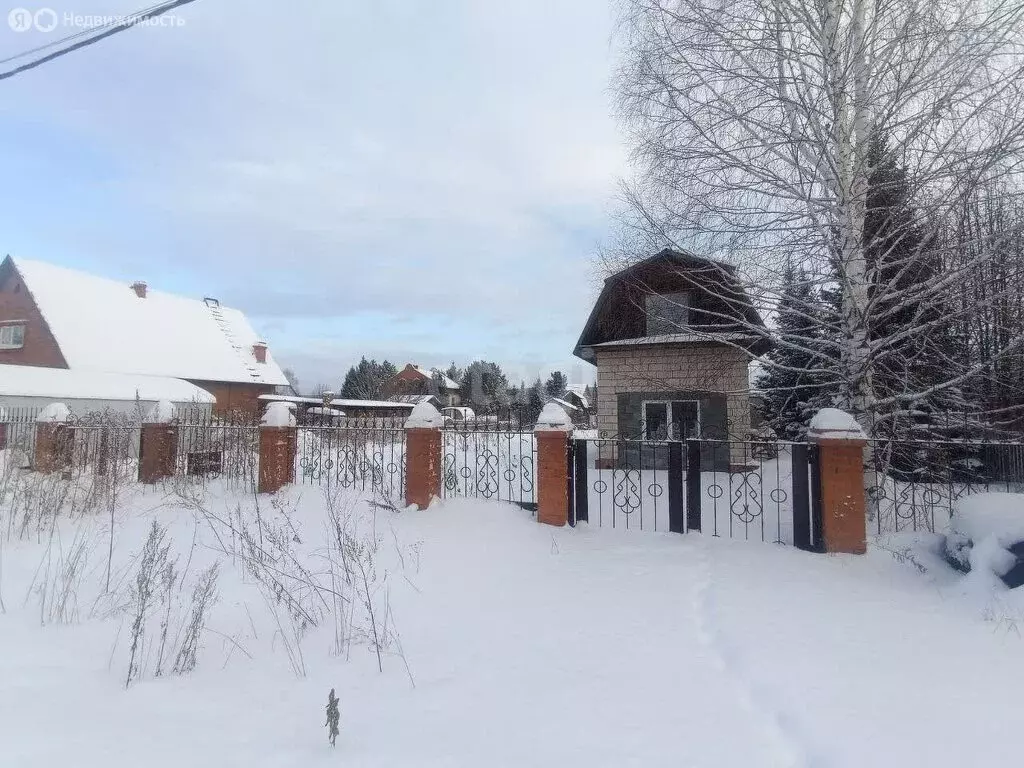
[534,403,573,527]
[404,402,444,509]
[686,438,702,532]
[34,402,71,474]
[573,437,589,524]
[139,400,178,484]
[808,409,868,555]
[258,402,297,494]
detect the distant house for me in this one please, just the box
[561,388,591,415]
[573,249,769,468]
[0,256,288,414]
[382,364,462,407]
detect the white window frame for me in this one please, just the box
[0,323,25,350]
[641,399,701,441]
[644,291,692,335]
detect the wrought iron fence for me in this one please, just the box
[175,412,261,490]
[570,434,820,549]
[0,407,263,490]
[441,428,537,508]
[296,416,406,502]
[867,437,1024,534]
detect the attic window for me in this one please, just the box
[645,292,691,335]
[0,323,25,349]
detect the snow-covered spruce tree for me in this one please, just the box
[340,358,397,400]
[859,136,971,445]
[461,360,510,414]
[617,0,1024,437]
[756,265,835,439]
[544,371,568,400]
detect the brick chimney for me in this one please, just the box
[253,341,268,364]
[131,281,147,299]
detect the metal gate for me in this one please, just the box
[568,435,822,551]
[441,411,538,510]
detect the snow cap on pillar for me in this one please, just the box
[36,402,70,423]
[534,401,573,432]
[405,401,444,429]
[145,399,176,424]
[261,401,296,428]
[808,408,866,441]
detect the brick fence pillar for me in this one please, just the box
[404,402,444,509]
[139,399,179,484]
[259,402,297,494]
[809,408,868,555]
[534,402,573,527]
[34,402,71,474]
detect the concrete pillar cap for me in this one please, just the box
[36,402,70,423]
[534,401,573,432]
[261,401,296,428]
[144,399,176,424]
[405,401,444,429]
[808,408,866,442]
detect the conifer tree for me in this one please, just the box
[756,266,832,439]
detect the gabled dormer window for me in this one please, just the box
[645,292,691,335]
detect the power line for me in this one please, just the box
[0,2,171,66]
[0,0,202,81]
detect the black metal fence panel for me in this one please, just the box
[296,417,406,502]
[441,429,537,509]
[867,437,1024,534]
[569,435,819,546]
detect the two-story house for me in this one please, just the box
[573,248,769,468]
[382,364,462,407]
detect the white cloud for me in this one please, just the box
[0,0,625,386]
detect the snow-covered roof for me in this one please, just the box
[564,388,590,409]
[306,406,346,417]
[0,364,216,404]
[258,394,414,410]
[549,397,580,412]
[589,331,760,348]
[9,257,288,387]
[393,394,441,406]
[411,365,460,390]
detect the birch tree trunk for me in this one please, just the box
[615,0,1024,440]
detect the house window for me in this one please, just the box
[645,292,691,335]
[643,400,700,440]
[0,324,25,349]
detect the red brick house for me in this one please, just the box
[382,364,462,407]
[0,256,289,413]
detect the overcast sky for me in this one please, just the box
[0,1,626,391]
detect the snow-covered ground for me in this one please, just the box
[2,470,1023,767]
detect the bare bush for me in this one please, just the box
[123,520,222,687]
[126,520,173,688]
[173,563,220,675]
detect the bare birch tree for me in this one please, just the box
[616,0,1024,435]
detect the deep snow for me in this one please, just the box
[1,480,1023,767]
